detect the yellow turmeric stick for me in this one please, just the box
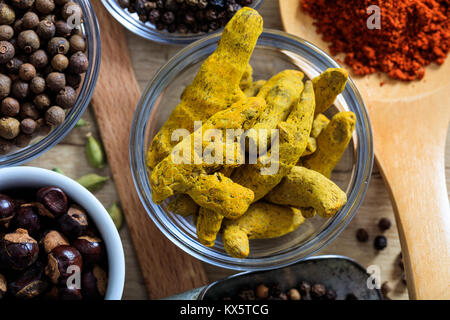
[244,79,266,97]
[302,137,317,157]
[146,8,263,168]
[166,194,199,217]
[265,166,347,218]
[150,97,264,202]
[311,113,330,138]
[231,80,315,201]
[302,111,356,178]
[222,202,305,258]
[313,68,348,115]
[239,64,253,91]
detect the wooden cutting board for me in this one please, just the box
[90,1,208,299]
[279,0,450,300]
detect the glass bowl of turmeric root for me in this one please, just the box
[130,8,373,270]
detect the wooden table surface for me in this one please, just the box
[26,0,449,300]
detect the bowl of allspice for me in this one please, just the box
[0,0,101,167]
[131,8,374,270]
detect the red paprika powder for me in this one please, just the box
[301,0,450,81]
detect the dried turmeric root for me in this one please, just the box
[302,111,356,178]
[265,166,347,218]
[239,64,254,91]
[244,79,266,97]
[166,194,199,217]
[222,202,305,258]
[150,97,265,217]
[313,68,348,115]
[146,8,263,168]
[232,80,315,201]
[301,113,329,157]
[247,70,304,148]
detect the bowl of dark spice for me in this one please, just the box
[0,166,125,300]
[102,0,264,44]
[0,0,101,167]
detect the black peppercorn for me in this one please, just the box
[55,86,76,109]
[12,80,29,100]
[10,205,41,235]
[36,19,55,39]
[1,97,19,116]
[378,217,391,231]
[29,49,49,69]
[30,76,46,94]
[356,228,369,242]
[46,72,66,91]
[0,228,39,270]
[68,51,88,74]
[0,137,12,154]
[45,245,83,284]
[0,25,14,41]
[0,4,16,25]
[0,40,15,64]
[374,235,387,250]
[48,37,70,56]
[0,193,15,228]
[18,30,40,53]
[118,0,130,9]
[22,12,40,30]
[35,0,56,15]
[57,204,88,239]
[37,186,68,217]
[81,266,107,300]
[55,20,73,37]
[311,283,326,299]
[18,63,36,81]
[19,117,37,135]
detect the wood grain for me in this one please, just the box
[280,0,450,299]
[89,1,207,298]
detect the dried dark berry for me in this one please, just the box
[5,57,23,74]
[10,205,41,235]
[11,80,29,100]
[45,105,65,126]
[46,72,66,91]
[18,63,36,81]
[0,3,16,25]
[11,0,35,10]
[0,25,14,41]
[19,102,39,120]
[55,20,73,37]
[378,218,391,231]
[0,40,15,63]
[48,37,70,56]
[0,228,39,270]
[69,34,86,53]
[255,284,269,299]
[162,11,175,24]
[29,49,49,69]
[298,281,311,295]
[17,30,40,53]
[45,245,83,284]
[22,12,40,30]
[356,228,369,242]
[1,97,20,117]
[30,76,46,94]
[55,86,76,109]
[65,72,81,89]
[57,204,88,239]
[325,289,337,300]
[148,9,161,23]
[37,186,68,217]
[374,235,387,250]
[37,20,56,39]
[35,0,56,15]
[51,54,69,71]
[20,118,37,135]
[68,51,88,74]
[205,8,217,21]
[269,283,282,297]
[34,93,51,110]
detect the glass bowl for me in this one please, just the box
[130,30,374,271]
[101,0,263,45]
[0,0,101,168]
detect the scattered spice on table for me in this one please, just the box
[374,235,388,250]
[301,0,450,81]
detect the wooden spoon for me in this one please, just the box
[280,0,450,299]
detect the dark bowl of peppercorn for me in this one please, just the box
[0,166,125,300]
[0,0,101,167]
[102,0,263,44]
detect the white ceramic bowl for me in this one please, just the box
[0,167,125,300]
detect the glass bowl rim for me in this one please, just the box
[0,0,101,168]
[101,0,264,45]
[130,28,374,271]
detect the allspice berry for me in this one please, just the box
[18,63,36,81]
[287,288,301,300]
[46,72,66,91]
[29,49,49,69]
[0,4,15,25]
[22,11,40,30]
[11,0,35,10]
[5,57,23,74]
[66,72,81,88]
[0,137,12,154]
[45,105,65,126]
[36,19,55,39]
[35,0,56,15]
[255,284,269,299]
[47,37,69,55]
[19,102,39,120]
[51,54,69,71]
[62,2,83,20]
[0,73,12,98]
[14,133,31,148]
[1,97,20,116]
[18,30,40,53]
[30,76,46,94]
[33,93,51,110]
[20,118,36,135]
[0,25,14,41]
[11,79,29,100]
[56,86,76,109]
[69,51,88,74]
[0,40,15,63]
[69,34,86,52]
[0,116,20,139]
[55,20,72,37]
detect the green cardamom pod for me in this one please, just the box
[108,203,123,230]
[75,118,87,128]
[86,134,106,169]
[52,168,65,175]
[77,174,109,192]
